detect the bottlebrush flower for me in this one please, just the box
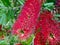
[34,11,53,45]
[12,0,43,40]
[34,31,41,45]
[48,21,60,45]
[34,10,60,45]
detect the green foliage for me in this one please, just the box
[21,34,34,45]
[1,0,11,7]
[9,36,19,45]
[0,0,25,45]
[0,40,8,45]
[0,37,9,45]
[42,0,55,11]
[43,2,55,11]
[18,0,25,5]
[0,0,25,30]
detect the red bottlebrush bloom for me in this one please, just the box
[34,32,41,45]
[12,0,43,40]
[48,21,60,45]
[34,11,53,45]
[34,10,60,45]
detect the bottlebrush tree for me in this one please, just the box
[0,0,60,45]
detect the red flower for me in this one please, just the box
[48,21,60,45]
[34,11,52,45]
[34,10,60,45]
[34,32,41,45]
[12,0,43,40]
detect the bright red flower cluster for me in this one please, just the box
[12,0,60,45]
[34,11,60,45]
[12,0,42,40]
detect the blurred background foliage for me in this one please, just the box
[0,0,60,45]
[0,0,25,30]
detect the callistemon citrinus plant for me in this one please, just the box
[1,0,60,45]
[34,10,60,45]
[12,0,43,40]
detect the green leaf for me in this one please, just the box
[21,34,34,45]
[54,14,60,17]
[7,8,14,20]
[9,35,18,45]
[1,0,11,7]
[44,2,54,7]
[0,40,8,45]
[46,0,55,3]
[43,2,55,11]
[0,14,7,26]
[26,34,34,45]
[18,0,25,5]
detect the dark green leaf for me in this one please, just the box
[1,0,11,7]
